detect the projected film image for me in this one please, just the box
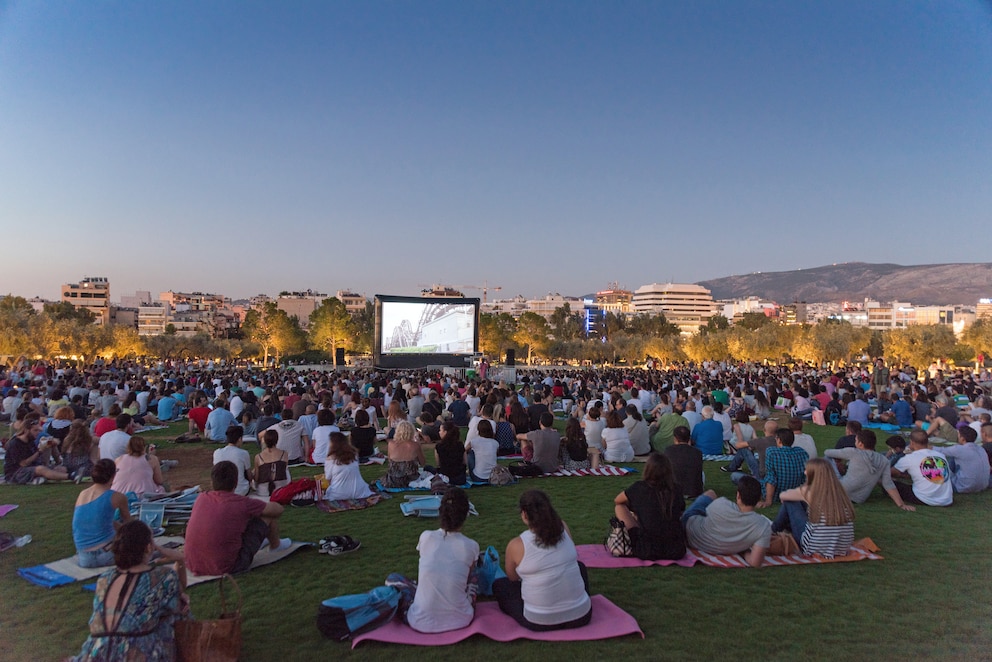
[380,301,476,355]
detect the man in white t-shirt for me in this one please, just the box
[99,414,133,460]
[789,418,817,459]
[892,430,953,506]
[213,426,253,496]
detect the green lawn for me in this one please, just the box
[2,420,990,662]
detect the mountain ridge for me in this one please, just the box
[696,262,992,306]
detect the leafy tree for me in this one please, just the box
[0,295,34,313]
[479,313,517,359]
[884,325,957,373]
[43,301,95,323]
[110,326,143,359]
[701,315,729,335]
[602,312,626,341]
[626,313,680,338]
[550,304,584,341]
[242,301,291,365]
[513,312,551,364]
[644,334,685,365]
[812,321,870,364]
[350,300,375,354]
[962,318,992,359]
[683,329,729,363]
[309,297,352,366]
[735,312,772,330]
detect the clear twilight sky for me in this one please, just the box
[1,1,990,302]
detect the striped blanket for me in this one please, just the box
[576,538,882,569]
[542,465,635,477]
[692,538,883,567]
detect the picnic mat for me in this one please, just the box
[0,505,18,518]
[18,536,310,588]
[351,594,643,648]
[576,538,882,569]
[315,495,385,513]
[575,544,701,568]
[372,479,484,493]
[702,454,736,462]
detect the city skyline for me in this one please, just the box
[2,2,990,301]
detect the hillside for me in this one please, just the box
[697,262,992,305]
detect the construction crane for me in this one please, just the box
[460,281,502,303]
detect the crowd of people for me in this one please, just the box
[2,356,991,657]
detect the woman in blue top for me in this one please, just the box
[72,459,132,568]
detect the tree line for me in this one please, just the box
[3,294,991,371]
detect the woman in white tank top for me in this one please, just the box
[493,490,591,631]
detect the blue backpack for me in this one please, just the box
[317,585,400,641]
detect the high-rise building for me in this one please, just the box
[632,283,717,335]
[61,277,110,325]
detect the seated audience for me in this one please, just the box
[613,453,686,560]
[72,520,187,661]
[186,461,290,576]
[664,426,704,499]
[323,432,374,500]
[62,419,100,482]
[559,418,591,472]
[73,459,132,567]
[406,488,480,633]
[466,420,499,482]
[941,426,990,493]
[253,429,290,497]
[112,436,166,496]
[382,421,425,488]
[891,430,953,506]
[690,406,724,456]
[683,476,772,568]
[824,429,916,510]
[214,425,252,496]
[434,420,467,486]
[772,458,856,558]
[3,412,70,484]
[494,490,591,630]
[349,408,378,461]
[600,410,635,463]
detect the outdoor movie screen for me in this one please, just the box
[377,297,478,356]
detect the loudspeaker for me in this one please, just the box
[505,349,515,366]
[335,348,345,365]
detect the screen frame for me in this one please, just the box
[373,295,480,369]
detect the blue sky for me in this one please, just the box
[1,1,990,302]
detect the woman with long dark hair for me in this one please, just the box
[72,520,186,661]
[405,488,479,633]
[323,432,373,501]
[493,490,591,631]
[613,453,686,560]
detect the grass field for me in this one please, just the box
[2,419,991,662]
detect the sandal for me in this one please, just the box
[318,535,361,556]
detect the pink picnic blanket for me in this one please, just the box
[351,594,642,648]
[575,538,883,569]
[543,465,634,477]
[575,544,701,568]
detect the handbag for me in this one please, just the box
[767,531,801,556]
[175,574,242,662]
[604,516,633,557]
